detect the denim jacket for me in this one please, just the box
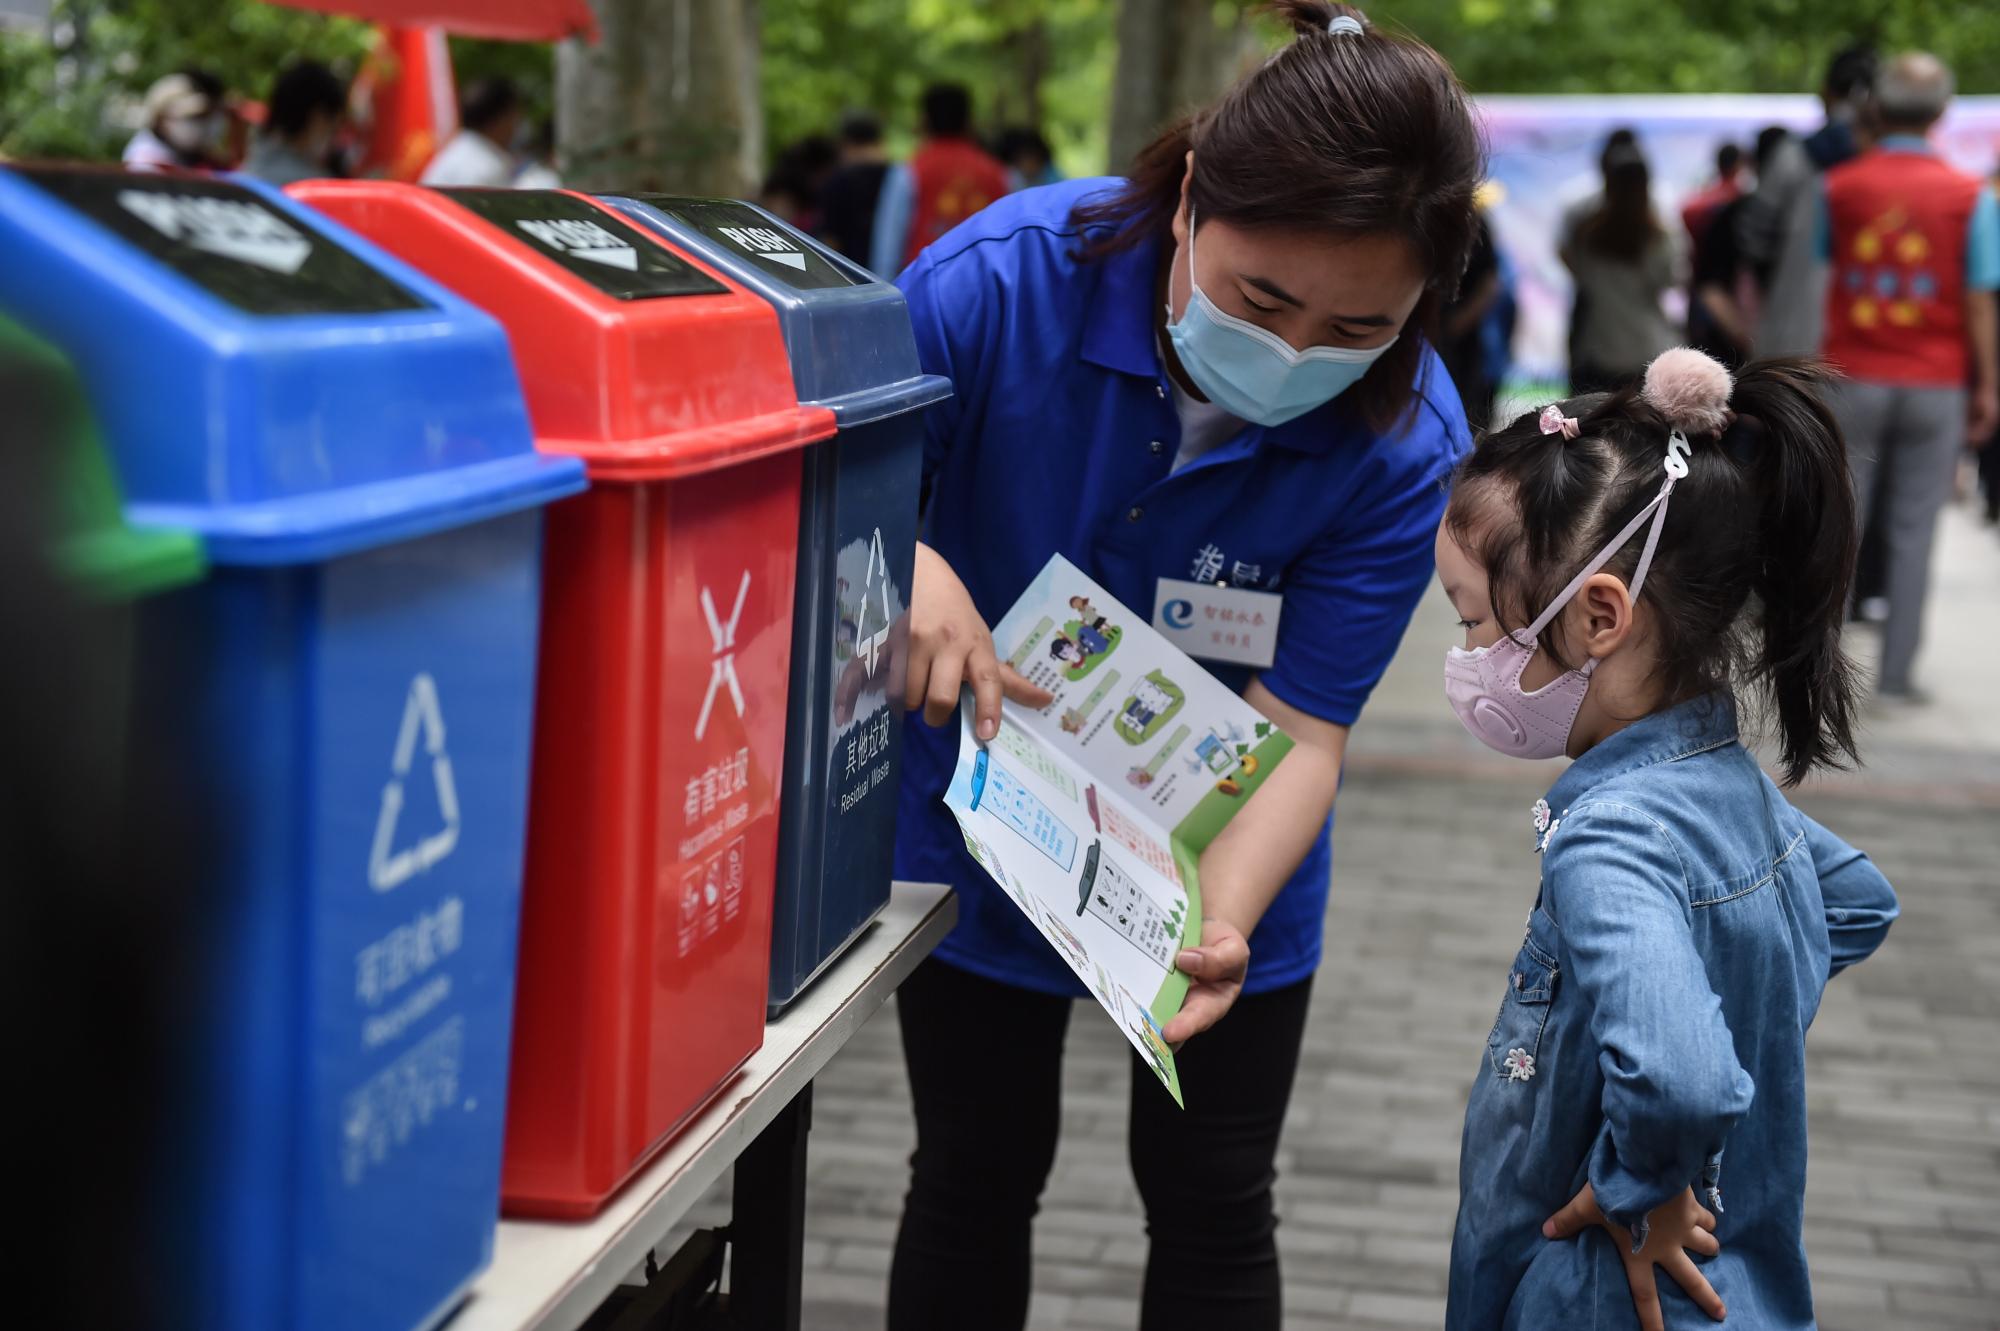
[1446,695,1898,1330]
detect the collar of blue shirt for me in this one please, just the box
[1542,691,1742,815]
[1075,224,1360,457]
[1877,133,1937,156]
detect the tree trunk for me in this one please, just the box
[1017,18,1048,132]
[1106,0,1257,171]
[736,0,764,191]
[557,0,760,196]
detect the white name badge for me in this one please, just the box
[1152,577,1282,668]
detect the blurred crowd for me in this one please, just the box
[102,44,2000,708]
[1541,42,2000,705]
[118,60,556,190]
[758,82,1061,280]
[115,59,1058,288]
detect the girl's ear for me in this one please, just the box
[1575,571,1635,661]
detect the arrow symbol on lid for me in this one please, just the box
[189,233,313,273]
[764,250,808,271]
[117,189,314,274]
[571,245,639,271]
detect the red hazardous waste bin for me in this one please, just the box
[293,182,837,1216]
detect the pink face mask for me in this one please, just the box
[1444,447,1683,760]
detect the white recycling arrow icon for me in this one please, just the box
[852,527,892,676]
[369,672,461,893]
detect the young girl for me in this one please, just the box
[1437,348,1900,1330]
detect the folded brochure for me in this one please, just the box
[943,554,1294,1105]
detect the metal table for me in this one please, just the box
[446,882,955,1331]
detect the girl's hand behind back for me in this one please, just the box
[1544,1182,1726,1331]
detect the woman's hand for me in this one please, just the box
[1161,916,1250,1044]
[1544,1183,1725,1331]
[834,617,899,726]
[906,542,1051,737]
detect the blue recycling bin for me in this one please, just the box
[603,195,950,1014]
[0,165,586,1331]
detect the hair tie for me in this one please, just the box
[1327,14,1365,36]
[1538,404,1580,440]
[1641,346,1734,437]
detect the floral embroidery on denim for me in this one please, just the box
[1531,798,1552,834]
[1503,1047,1537,1081]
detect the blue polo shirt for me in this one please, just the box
[894,179,1470,996]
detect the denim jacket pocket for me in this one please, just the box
[1487,917,1560,1084]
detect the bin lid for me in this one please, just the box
[290,182,837,482]
[0,164,583,566]
[0,313,206,599]
[603,196,952,428]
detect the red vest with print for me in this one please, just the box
[903,137,1011,267]
[1822,148,1983,386]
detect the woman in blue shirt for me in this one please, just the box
[888,4,1481,1327]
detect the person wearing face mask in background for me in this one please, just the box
[243,61,348,188]
[881,5,1480,1328]
[124,70,229,172]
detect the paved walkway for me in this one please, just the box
[669,501,2000,1329]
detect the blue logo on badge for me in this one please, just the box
[1162,599,1194,629]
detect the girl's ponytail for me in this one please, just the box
[1726,359,1862,785]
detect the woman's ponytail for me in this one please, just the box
[1726,359,1862,786]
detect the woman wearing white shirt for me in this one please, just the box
[420,79,523,189]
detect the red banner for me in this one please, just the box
[264,0,596,42]
[348,27,456,181]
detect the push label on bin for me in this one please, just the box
[439,189,727,301]
[643,199,858,290]
[14,168,428,315]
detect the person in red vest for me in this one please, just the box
[1680,141,1745,251]
[868,83,1011,277]
[1821,51,2000,701]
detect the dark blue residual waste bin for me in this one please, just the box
[604,196,951,1015]
[0,165,586,1331]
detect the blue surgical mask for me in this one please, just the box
[1164,208,1396,427]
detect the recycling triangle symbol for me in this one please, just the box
[369,672,461,893]
[853,528,892,677]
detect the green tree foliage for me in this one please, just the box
[1,1,372,159]
[3,1,1996,168]
[1373,0,2000,97]
[0,2,559,162]
[758,0,1113,175]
